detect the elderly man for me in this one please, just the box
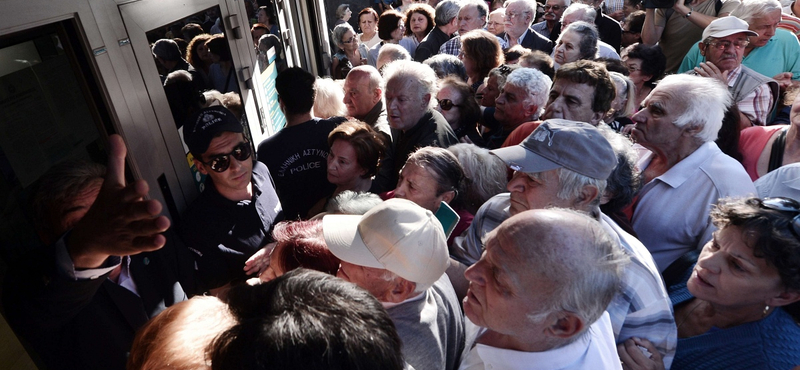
[630,73,756,272]
[452,120,677,366]
[640,0,738,73]
[323,198,465,370]
[439,0,489,56]
[181,106,283,293]
[4,136,185,370]
[502,60,615,146]
[257,67,345,220]
[574,0,623,52]
[370,61,458,193]
[532,0,569,41]
[690,17,778,127]
[415,0,461,62]
[502,0,554,53]
[679,0,800,93]
[460,208,629,369]
[483,67,552,149]
[343,66,391,138]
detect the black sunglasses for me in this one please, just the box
[759,197,800,240]
[438,99,461,111]
[199,142,252,172]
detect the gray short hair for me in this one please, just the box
[488,64,520,90]
[464,0,490,23]
[434,0,462,26]
[382,60,439,108]
[730,0,781,24]
[505,0,538,23]
[528,168,607,208]
[597,127,640,213]
[313,77,346,118]
[447,144,507,213]
[377,44,411,70]
[325,190,384,215]
[503,67,552,119]
[655,74,730,143]
[561,3,596,23]
[332,23,356,50]
[424,54,468,81]
[406,146,466,198]
[559,21,599,60]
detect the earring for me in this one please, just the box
[763,305,770,317]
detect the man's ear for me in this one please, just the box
[698,42,707,57]
[373,87,384,104]
[574,185,600,208]
[524,104,539,121]
[589,110,605,126]
[439,190,456,205]
[422,93,432,108]
[194,158,209,175]
[546,312,585,339]
[385,278,417,303]
[682,123,703,138]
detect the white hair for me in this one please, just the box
[382,60,439,109]
[730,0,781,24]
[313,77,346,118]
[655,74,731,143]
[561,3,595,23]
[504,67,553,118]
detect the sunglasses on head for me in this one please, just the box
[438,99,461,111]
[199,141,252,172]
[759,197,800,240]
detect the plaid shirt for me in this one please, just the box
[439,35,461,56]
[452,193,677,368]
[728,65,774,126]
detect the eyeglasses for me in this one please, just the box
[199,141,252,172]
[505,11,529,20]
[341,36,357,44]
[438,99,461,111]
[759,197,800,240]
[543,5,562,10]
[706,39,750,50]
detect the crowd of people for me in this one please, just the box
[5,0,800,369]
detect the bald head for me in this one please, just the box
[344,66,384,118]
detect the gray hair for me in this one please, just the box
[424,54,468,81]
[505,0,538,24]
[325,190,384,215]
[406,146,466,198]
[654,74,730,143]
[561,3,596,23]
[336,4,351,19]
[434,0,462,26]
[313,77,346,118]
[463,0,490,23]
[730,0,781,24]
[559,21,599,60]
[377,44,411,71]
[332,23,356,50]
[504,67,552,119]
[608,71,636,118]
[597,127,641,213]
[528,168,607,208]
[488,64,520,90]
[447,144,507,214]
[33,160,106,236]
[382,60,439,108]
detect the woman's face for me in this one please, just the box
[487,12,505,36]
[410,12,429,37]
[393,161,449,212]
[340,29,357,52]
[790,91,800,127]
[360,14,378,35]
[481,74,500,107]
[327,139,366,187]
[609,81,628,118]
[343,7,352,22]
[623,57,652,87]
[688,225,787,309]
[197,43,212,62]
[257,9,268,24]
[436,85,463,129]
[391,19,406,42]
[553,31,582,65]
[459,48,477,78]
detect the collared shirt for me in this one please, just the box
[532,21,550,38]
[439,35,462,56]
[505,28,529,47]
[726,65,773,126]
[459,313,622,370]
[632,142,756,272]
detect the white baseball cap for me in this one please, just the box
[323,198,449,288]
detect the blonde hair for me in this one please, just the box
[313,77,347,118]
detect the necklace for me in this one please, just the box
[676,299,706,333]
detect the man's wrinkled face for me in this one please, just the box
[699,33,748,72]
[458,5,486,34]
[543,80,602,125]
[338,261,396,301]
[543,0,566,22]
[504,2,533,38]
[494,82,536,128]
[505,169,573,215]
[385,77,429,131]
[344,72,380,118]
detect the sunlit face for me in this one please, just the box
[464,226,554,334]
[688,226,786,309]
[393,161,449,212]
[327,139,367,187]
[410,12,429,37]
[622,57,651,87]
[487,13,505,36]
[344,72,380,118]
[391,19,407,42]
[630,88,687,150]
[543,0,566,22]
[385,77,429,131]
[494,82,535,127]
[458,5,485,34]
[338,261,396,301]
[195,132,253,197]
[360,13,378,35]
[543,80,600,124]
[554,31,583,65]
[748,11,780,48]
[340,29,358,52]
[481,74,501,107]
[505,169,572,216]
[504,2,533,38]
[699,33,748,73]
[436,85,463,129]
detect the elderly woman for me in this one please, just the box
[367,10,406,67]
[620,197,800,370]
[424,54,468,81]
[739,90,800,181]
[479,64,517,107]
[392,146,468,244]
[334,4,352,26]
[604,71,636,132]
[622,43,666,109]
[308,120,387,217]
[331,23,365,79]
[553,21,598,67]
[436,77,483,144]
[460,30,504,93]
[486,8,505,36]
[399,3,435,59]
[357,8,381,49]
[258,220,341,282]
[312,77,346,118]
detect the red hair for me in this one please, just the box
[271,220,340,276]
